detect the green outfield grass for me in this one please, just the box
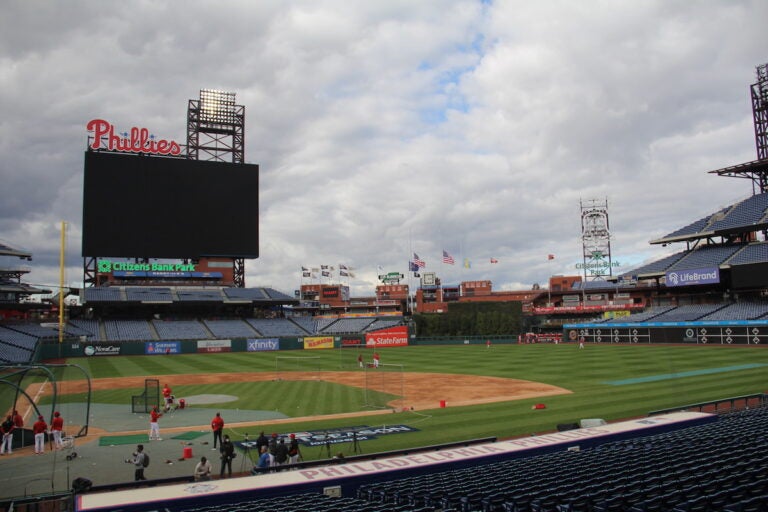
[32,343,768,460]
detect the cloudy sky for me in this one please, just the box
[1,0,767,297]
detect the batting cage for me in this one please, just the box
[0,364,92,446]
[131,378,160,413]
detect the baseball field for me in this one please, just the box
[2,341,767,499]
[34,342,768,451]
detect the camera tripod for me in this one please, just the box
[239,433,255,472]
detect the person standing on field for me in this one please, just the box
[1,415,14,455]
[373,352,380,368]
[32,415,47,454]
[288,433,301,464]
[129,444,147,481]
[219,435,235,478]
[162,384,173,412]
[149,406,162,441]
[51,411,64,450]
[211,412,224,450]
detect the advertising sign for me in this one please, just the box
[365,326,408,347]
[665,267,720,287]
[247,338,280,352]
[304,336,334,350]
[196,339,231,353]
[145,341,181,355]
[83,344,122,356]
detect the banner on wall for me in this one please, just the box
[247,338,280,352]
[197,339,232,353]
[145,341,181,355]
[365,326,408,347]
[304,336,334,350]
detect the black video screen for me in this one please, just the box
[82,151,259,258]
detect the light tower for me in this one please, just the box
[187,90,248,286]
[580,198,613,281]
[187,89,245,163]
[752,62,768,163]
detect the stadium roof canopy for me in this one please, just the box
[649,191,768,245]
[0,240,32,260]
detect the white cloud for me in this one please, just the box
[1,0,767,296]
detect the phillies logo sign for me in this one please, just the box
[87,118,182,156]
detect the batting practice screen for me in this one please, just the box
[82,151,259,259]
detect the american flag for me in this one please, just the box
[412,252,425,268]
[442,250,455,265]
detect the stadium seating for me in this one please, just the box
[151,320,210,340]
[348,408,768,512]
[0,326,37,363]
[3,323,59,339]
[247,318,308,337]
[103,319,155,341]
[125,287,173,302]
[726,241,768,266]
[68,318,100,338]
[706,192,768,232]
[176,289,227,302]
[203,319,258,338]
[667,244,742,271]
[321,317,377,334]
[645,303,727,322]
[618,251,687,277]
[602,306,676,323]
[700,301,768,320]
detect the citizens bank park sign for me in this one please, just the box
[365,326,408,347]
[86,119,182,156]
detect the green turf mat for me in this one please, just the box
[99,434,149,446]
[171,431,209,441]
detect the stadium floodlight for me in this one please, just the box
[199,89,237,124]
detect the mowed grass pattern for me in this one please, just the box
[52,343,768,459]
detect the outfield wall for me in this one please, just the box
[39,333,518,360]
[563,321,768,345]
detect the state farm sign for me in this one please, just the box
[365,326,408,347]
[86,118,182,156]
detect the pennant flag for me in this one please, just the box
[302,271,311,278]
[311,267,320,272]
[340,269,349,277]
[490,258,498,264]
[412,253,425,268]
[463,258,471,269]
[442,250,455,265]
[348,271,356,278]
[321,264,329,270]
[547,254,555,260]
[339,264,348,270]
[301,266,309,271]
[321,270,330,277]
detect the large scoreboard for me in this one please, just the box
[82,151,259,259]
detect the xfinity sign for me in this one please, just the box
[665,267,720,287]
